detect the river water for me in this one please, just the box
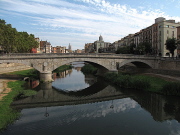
[1,62,180,135]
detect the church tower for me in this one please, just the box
[68,43,72,51]
[99,35,103,41]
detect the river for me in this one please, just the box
[1,62,180,135]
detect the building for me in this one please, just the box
[68,43,72,53]
[74,49,83,53]
[133,32,140,47]
[84,35,111,53]
[40,40,52,53]
[118,17,180,57]
[34,37,41,53]
[157,17,180,56]
[94,35,111,53]
[177,26,180,57]
[85,43,94,53]
[152,23,159,55]
[52,46,67,53]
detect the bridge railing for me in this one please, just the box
[1,53,179,61]
[0,53,159,59]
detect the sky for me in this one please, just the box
[0,0,180,50]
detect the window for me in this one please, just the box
[166,25,169,28]
[159,25,161,28]
[172,26,175,28]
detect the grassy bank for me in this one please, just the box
[81,64,97,74]
[103,72,180,96]
[0,81,37,131]
[3,69,39,79]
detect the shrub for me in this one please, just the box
[161,82,180,96]
[103,73,118,82]
[81,64,97,74]
[131,76,151,90]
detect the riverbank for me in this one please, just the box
[0,65,74,131]
[0,63,33,75]
[0,79,16,101]
[103,72,180,96]
[143,73,180,82]
[0,80,38,131]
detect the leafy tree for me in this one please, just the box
[137,43,145,55]
[144,42,152,54]
[0,19,38,53]
[116,46,130,54]
[129,43,136,54]
[165,38,177,57]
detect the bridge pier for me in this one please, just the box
[40,72,53,82]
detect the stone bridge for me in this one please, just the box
[0,53,180,81]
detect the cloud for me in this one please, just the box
[1,0,180,50]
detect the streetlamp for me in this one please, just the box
[44,107,49,117]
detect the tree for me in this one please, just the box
[129,43,136,54]
[144,42,152,54]
[116,46,130,54]
[137,43,145,55]
[0,19,38,53]
[165,38,177,57]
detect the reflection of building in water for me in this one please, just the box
[68,69,72,76]
[53,69,73,80]
[31,80,40,88]
[133,93,173,122]
[85,74,97,85]
[52,73,57,80]
[74,67,81,72]
[58,69,72,78]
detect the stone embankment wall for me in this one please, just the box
[0,63,33,74]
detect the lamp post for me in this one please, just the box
[44,107,49,117]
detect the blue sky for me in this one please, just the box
[0,0,180,50]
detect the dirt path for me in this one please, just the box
[0,79,16,100]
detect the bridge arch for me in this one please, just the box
[118,59,153,69]
[52,58,111,74]
[0,54,159,82]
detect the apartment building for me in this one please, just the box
[157,17,180,56]
[117,17,180,57]
[177,26,180,57]
[40,40,51,53]
[52,46,67,53]
[133,32,140,47]
[152,23,158,54]
[142,26,152,44]
[34,37,40,53]
[85,43,94,53]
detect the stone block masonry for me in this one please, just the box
[0,63,33,74]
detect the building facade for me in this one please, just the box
[52,46,66,53]
[177,26,180,57]
[84,35,111,53]
[40,41,51,53]
[157,18,180,56]
[116,17,180,57]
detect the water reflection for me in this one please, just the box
[2,62,180,135]
[52,62,97,91]
[12,81,180,124]
[7,85,180,135]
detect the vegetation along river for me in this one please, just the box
[0,62,180,135]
